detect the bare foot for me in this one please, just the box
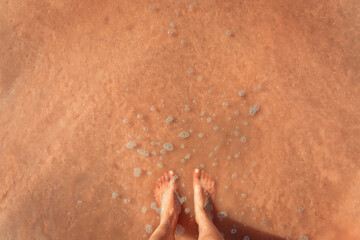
[193,169,215,223]
[155,170,180,230]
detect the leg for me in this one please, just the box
[149,170,180,240]
[193,169,224,240]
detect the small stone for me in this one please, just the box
[77,200,82,204]
[244,121,248,125]
[234,130,240,136]
[226,29,232,35]
[235,153,240,158]
[67,212,71,215]
[249,104,260,116]
[214,146,219,151]
[200,111,205,116]
[157,163,163,168]
[150,106,156,111]
[231,228,237,234]
[175,224,185,235]
[222,102,229,106]
[298,207,304,213]
[134,168,141,177]
[241,136,247,142]
[163,142,174,151]
[232,173,237,179]
[123,119,128,124]
[299,236,309,240]
[217,211,227,221]
[185,105,191,111]
[168,29,174,34]
[142,207,147,214]
[178,131,190,138]
[181,39,185,44]
[112,192,118,199]
[212,162,218,166]
[143,126,148,131]
[146,224,153,233]
[227,155,232,160]
[166,116,174,123]
[243,236,250,240]
[160,149,165,154]
[184,153,191,159]
[184,208,190,214]
[137,149,149,157]
[179,196,187,204]
[238,90,244,96]
[149,4,154,8]
[126,141,137,149]
[170,21,176,26]
[198,133,205,138]
[214,126,219,131]
[137,113,143,119]
[181,143,185,149]
[200,163,205,168]
[124,198,131,204]
[147,171,152,175]
[262,221,268,226]
[241,193,247,198]
[188,68,194,73]
[207,118,212,123]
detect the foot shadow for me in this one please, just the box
[178,205,285,240]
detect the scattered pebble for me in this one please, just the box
[143,126,148,131]
[298,207,304,213]
[212,162,218,166]
[235,153,240,158]
[147,171,152,175]
[142,207,147,214]
[146,224,153,233]
[77,200,82,204]
[241,136,247,142]
[222,102,230,107]
[209,152,214,158]
[175,224,185,235]
[231,228,237,234]
[185,105,191,111]
[178,131,190,138]
[137,149,149,157]
[163,142,174,151]
[184,208,190,214]
[243,236,250,240]
[184,153,191,159]
[134,168,141,177]
[299,236,309,240]
[234,110,239,115]
[180,39,185,44]
[168,29,174,34]
[126,141,137,149]
[123,119,128,124]
[150,106,156,111]
[124,199,131,204]
[226,29,232,35]
[188,68,194,74]
[166,116,174,123]
[232,173,237,179]
[207,118,212,123]
[244,121,248,125]
[238,90,245,96]
[149,4,154,8]
[214,126,219,131]
[137,113,143,119]
[262,221,268,226]
[241,193,247,198]
[198,133,205,138]
[200,111,205,116]
[249,104,260,116]
[217,211,227,221]
[234,130,240,136]
[157,163,163,168]
[112,192,118,199]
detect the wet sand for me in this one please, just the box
[1,0,360,239]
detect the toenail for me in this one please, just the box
[195,169,199,173]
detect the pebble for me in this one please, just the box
[168,29,174,34]
[200,111,205,116]
[214,146,219,151]
[214,126,219,131]
[226,30,232,35]
[198,133,205,138]
[298,207,304,213]
[212,162,218,166]
[207,118,212,123]
[234,110,239,115]
[143,127,148,131]
[77,200,82,204]
[222,102,230,107]
[184,153,191,159]
[249,104,260,116]
[209,152,214,158]
[157,163,163,168]
[126,141,137,149]
[244,121,248,125]
[178,131,190,138]
[238,90,245,96]
[170,21,176,26]
[217,211,227,221]
[123,119,128,124]
[142,207,147,214]
[124,199,131,204]
[243,236,250,240]
[146,224,153,233]
[241,136,247,142]
[235,153,240,158]
[185,105,191,111]
[232,173,237,179]
[150,106,156,111]
[166,116,174,123]
[262,221,268,226]
[137,113,143,119]
[180,39,185,44]
[299,236,309,240]
[184,208,190,214]
[137,149,149,157]
[147,171,152,175]
[231,228,237,234]
[241,193,247,198]
[234,130,240,136]
[149,4,154,8]
[163,142,174,151]
[175,224,185,235]
[112,192,118,199]
[134,168,141,177]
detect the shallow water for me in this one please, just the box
[0,0,359,239]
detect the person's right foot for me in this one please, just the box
[193,168,215,223]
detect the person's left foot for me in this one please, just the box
[155,170,180,229]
